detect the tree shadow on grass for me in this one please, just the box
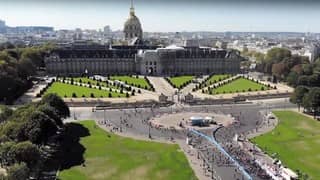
[59,122,90,170]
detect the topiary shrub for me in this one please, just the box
[90,93,95,98]
[72,93,77,98]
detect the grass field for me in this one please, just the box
[45,82,126,98]
[251,111,320,179]
[210,77,269,94]
[168,76,194,89]
[204,74,231,86]
[59,121,197,180]
[111,76,151,89]
[65,77,119,89]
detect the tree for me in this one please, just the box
[286,71,299,87]
[24,111,58,144]
[272,62,288,80]
[265,48,291,63]
[11,141,40,167]
[290,86,309,111]
[0,141,15,166]
[302,64,313,75]
[40,93,70,118]
[7,162,30,180]
[302,87,320,118]
[17,58,36,79]
[0,121,26,142]
[297,75,309,86]
[0,105,13,123]
[37,104,63,127]
[291,64,303,75]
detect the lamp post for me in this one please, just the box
[148,121,151,139]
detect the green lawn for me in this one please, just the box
[251,111,320,179]
[204,74,231,86]
[110,76,151,90]
[59,120,197,180]
[64,77,119,89]
[168,76,194,89]
[210,77,269,94]
[45,82,126,98]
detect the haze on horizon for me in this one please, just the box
[0,0,320,32]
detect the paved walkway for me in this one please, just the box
[147,76,176,96]
[180,75,209,95]
[14,81,48,105]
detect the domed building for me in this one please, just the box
[124,0,143,41]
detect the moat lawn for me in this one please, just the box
[251,111,320,179]
[168,75,194,89]
[45,82,126,98]
[110,75,151,90]
[58,120,197,180]
[210,77,269,94]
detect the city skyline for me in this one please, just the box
[0,0,320,32]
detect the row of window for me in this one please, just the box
[145,61,157,65]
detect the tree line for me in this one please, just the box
[0,43,55,104]
[254,47,320,118]
[0,93,70,179]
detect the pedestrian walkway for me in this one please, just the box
[147,76,176,96]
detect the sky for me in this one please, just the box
[0,0,320,32]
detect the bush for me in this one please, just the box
[248,88,252,92]
[72,93,77,98]
[138,89,141,93]
[108,93,112,98]
[82,94,85,98]
[126,92,130,98]
[90,93,95,98]
[261,87,265,91]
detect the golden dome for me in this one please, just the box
[123,0,143,40]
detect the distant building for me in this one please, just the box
[103,25,111,37]
[183,39,200,47]
[0,20,6,33]
[311,42,320,62]
[44,1,241,76]
[6,26,54,34]
[45,43,241,76]
[216,41,228,49]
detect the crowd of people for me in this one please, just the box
[187,126,274,180]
